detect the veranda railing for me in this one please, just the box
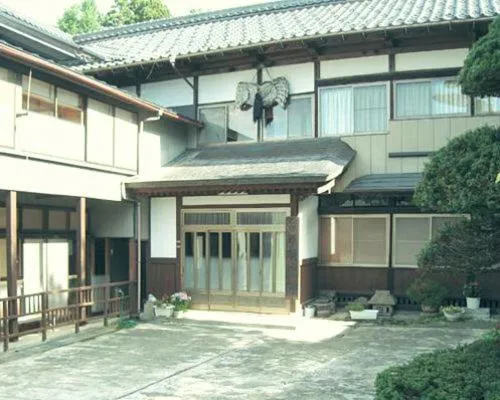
[0,280,137,352]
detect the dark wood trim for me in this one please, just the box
[6,191,19,337]
[388,151,435,158]
[290,194,299,217]
[83,96,89,162]
[314,59,320,138]
[181,203,291,209]
[387,213,394,292]
[317,67,461,87]
[257,67,263,142]
[388,54,395,120]
[193,75,199,124]
[76,198,86,287]
[176,196,182,292]
[104,238,111,277]
[149,257,177,263]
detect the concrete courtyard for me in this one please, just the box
[0,314,487,400]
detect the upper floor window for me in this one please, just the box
[22,76,83,124]
[319,83,388,136]
[475,96,500,115]
[264,95,313,140]
[395,78,469,118]
[198,103,257,145]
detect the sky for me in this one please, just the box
[0,0,275,26]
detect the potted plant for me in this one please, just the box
[154,295,174,318]
[406,276,447,313]
[442,305,464,322]
[463,281,481,310]
[170,291,191,318]
[346,302,378,321]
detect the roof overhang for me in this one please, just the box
[0,42,203,128]
[344,173,423,194]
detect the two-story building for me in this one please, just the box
[0,3,200,331]
[69,0,500,314]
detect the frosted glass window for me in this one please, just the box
[394,217,430,266]
[265,96,313,139]
[48,210,67,230]
[396,79,469,118]
[0,208,5,229]
[228,104,257,142]
[475,97,500,114]
[184,212,230,225]
[319,216,388,266]
[237,212,286,225]
[22,76,55,116]
[22,209,43,230]
[198,106,226,145]
[320,84,387,136]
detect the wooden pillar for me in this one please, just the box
[176,196,182,292]
[77,197,86,322]
[128,239,138,316]
[6,191,18,338]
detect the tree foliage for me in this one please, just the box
[57,0,101,34]
[102,0,170,27]
[417,218,500,281]
[58,0,170,34]
[458,17,500,97]
[414,125,500,215]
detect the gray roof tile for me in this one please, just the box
[127,137,355,188]
[73,0,500,72]
[344,173,423,193]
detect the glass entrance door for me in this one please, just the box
[182,210,288,313]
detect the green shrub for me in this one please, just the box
[346,302,364,312]
[375,338,500,400]
[406,276,447,309]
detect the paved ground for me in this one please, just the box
[0,314,488,400]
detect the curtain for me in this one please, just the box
[275,232,286,294]
[396,81,431,117]
[265,105,287,139]
[236,232,247,291]
[288,97,312,138]
[352,218,387,264]
[353,85,387,133]
[432,80,469,115]
[320,87,352,136]
[394,217,430,266]
[196,233,206,289]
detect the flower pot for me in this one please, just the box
[155,305,174,318]
[349,309,378,320]
[443,310,464,322]
[173,310,185,319]
[304,305,315,318]
[466,297,480,310]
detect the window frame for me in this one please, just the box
[394,77,471,120]
[319,81,390,137]
[474,96,500,116]
[263,93,315,141]
[197,102,258,145]
[392,213,465,268]
[319,214,390,268]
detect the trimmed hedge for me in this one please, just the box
[375,337,500,400]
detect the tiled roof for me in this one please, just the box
[74,0,500,72]
[344,173,422,193]
[0,3,76,47]
[126,137,355,188]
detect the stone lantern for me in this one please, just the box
[368,290,397,317]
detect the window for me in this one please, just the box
[198,103,257,145]
[475,97,500,115]
[264,95,313,140]
[319,215,389,266]
[320,83,388,136]
[395,78,469,118]
[22,76,83,124]
[23,76,55,116]
[57,88,83,124]
[393,215,464,267]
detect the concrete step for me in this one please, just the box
[464,308,490,321]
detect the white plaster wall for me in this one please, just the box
[183,194,290,206]
[89,200,134,238]
[114,108,138,171]
[199,69,256,104]
[320,55,389,79]
[150,197,176,258]
[138,197,150,240]
[267,62,314,94]
[0,155,126,201]
[0,69,16,148]
[395,48,469,71]
[141,78,194,107]
[298,196,318,262]
[86,99,114,166]
[139,121,163,174]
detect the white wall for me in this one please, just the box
[183,194,291,206]
[89,200,134,238]
[141,78,194,107]
[150,197,177,258]
[0,68,16,148]
[114,108,138,170]
[267,62,314,94]
[86,99,114,166]
[395,48,469,71]
[0,154,126,201]
[321,55,389,79]
[199,69,256,104]
[139,121,163,174]
[138,197,150,240]
[298,196,318,262]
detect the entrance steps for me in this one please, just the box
[464,308,491,321]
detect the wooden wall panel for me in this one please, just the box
[299,258,317,303]
[285,216,299,297]
[146,258,177,298]
[317,266,388,294]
